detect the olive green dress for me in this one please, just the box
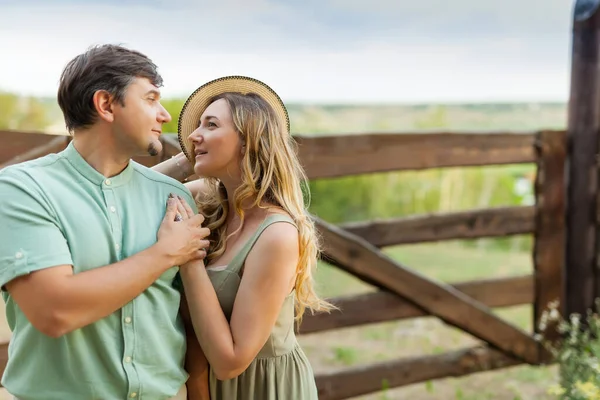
[206,214,319,400]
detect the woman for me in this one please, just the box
[154,76,333,399]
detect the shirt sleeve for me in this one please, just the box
[0,168,73,289]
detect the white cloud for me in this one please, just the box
[0,1,573,103]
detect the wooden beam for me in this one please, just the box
[131,153,165,168]
[533,131,566,362]
[300,275,533,334]
[339,206,535,247]
[0,135,70,169]
[315,346,521,400]
[159,135,201,182]
[0,340,8,383]
[565,0,600,318]
[296,132,540,179]
[0,130,544,178]
[161,134,182,157]
[0,130,69,165]
[315,217,539,364]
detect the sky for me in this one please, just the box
[0,0,574,103]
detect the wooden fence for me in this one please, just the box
[0,128,566,399]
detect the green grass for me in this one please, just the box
[300,240,558,400]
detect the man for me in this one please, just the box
[0,44,208,399]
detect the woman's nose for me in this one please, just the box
[188,127,203,141]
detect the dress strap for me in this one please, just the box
[228,214,297,275]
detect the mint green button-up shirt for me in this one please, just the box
[0,141,197,400]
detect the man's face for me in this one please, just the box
[111,77,172,157]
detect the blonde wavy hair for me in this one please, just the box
[196,92,334,320]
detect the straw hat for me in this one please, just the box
[177,75,290,163]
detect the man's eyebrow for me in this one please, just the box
[145,89,161,97]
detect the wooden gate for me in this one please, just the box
[0,128,565,399]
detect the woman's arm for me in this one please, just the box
[180,294,210,400]
[152,152,194,183]
[151,152,209,201]
[179,216,298,380]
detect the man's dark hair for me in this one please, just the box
[57,44,163,133]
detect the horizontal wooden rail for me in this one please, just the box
[296,131,544,179]
[0,136,69,170]
[0,130,69,166]
[0,130,170,169]
[2,130,554,179]
[339,206,535,247]
[315,345,521,400]
[0,341,8,381]
[300,275,533,334]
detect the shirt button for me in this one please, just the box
[124,317,132,324]
[15,252,23,259]
[130,393,137,398]
[110,206,116,213]
[124,356,132,363]
[116,243,121,251]
[105,179,111,185]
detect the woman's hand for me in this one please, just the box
[172,195,208,266]
[156,195,210,266]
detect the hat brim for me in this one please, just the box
[177,76,290,164]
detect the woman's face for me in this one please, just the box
[188,98,244,179]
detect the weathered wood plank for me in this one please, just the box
[0,130,68,165]
[315,346,521,400]
[565,0,600,318]
[339,206,535,247]
[131,153,166,168]
[533,131,566,363]
[316,217,539,364]
[161,134,182,155]
[0,135,70,169]
[0,129,168,169]
[160,135,200,181]
[0,340,8,385]
[1,130,544,177]
[296,132,541,179]
[300,275,533,334]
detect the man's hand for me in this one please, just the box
[156,194,210,266]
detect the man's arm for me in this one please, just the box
[7,240,185,338]
[0,171,209,337]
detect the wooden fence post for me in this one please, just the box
[533,131,566,363]
[565,0,600,319]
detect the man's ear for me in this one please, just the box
[92,90,115,123]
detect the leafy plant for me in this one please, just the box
[538,299,600,399]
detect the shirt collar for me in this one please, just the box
[63,141,134,187]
